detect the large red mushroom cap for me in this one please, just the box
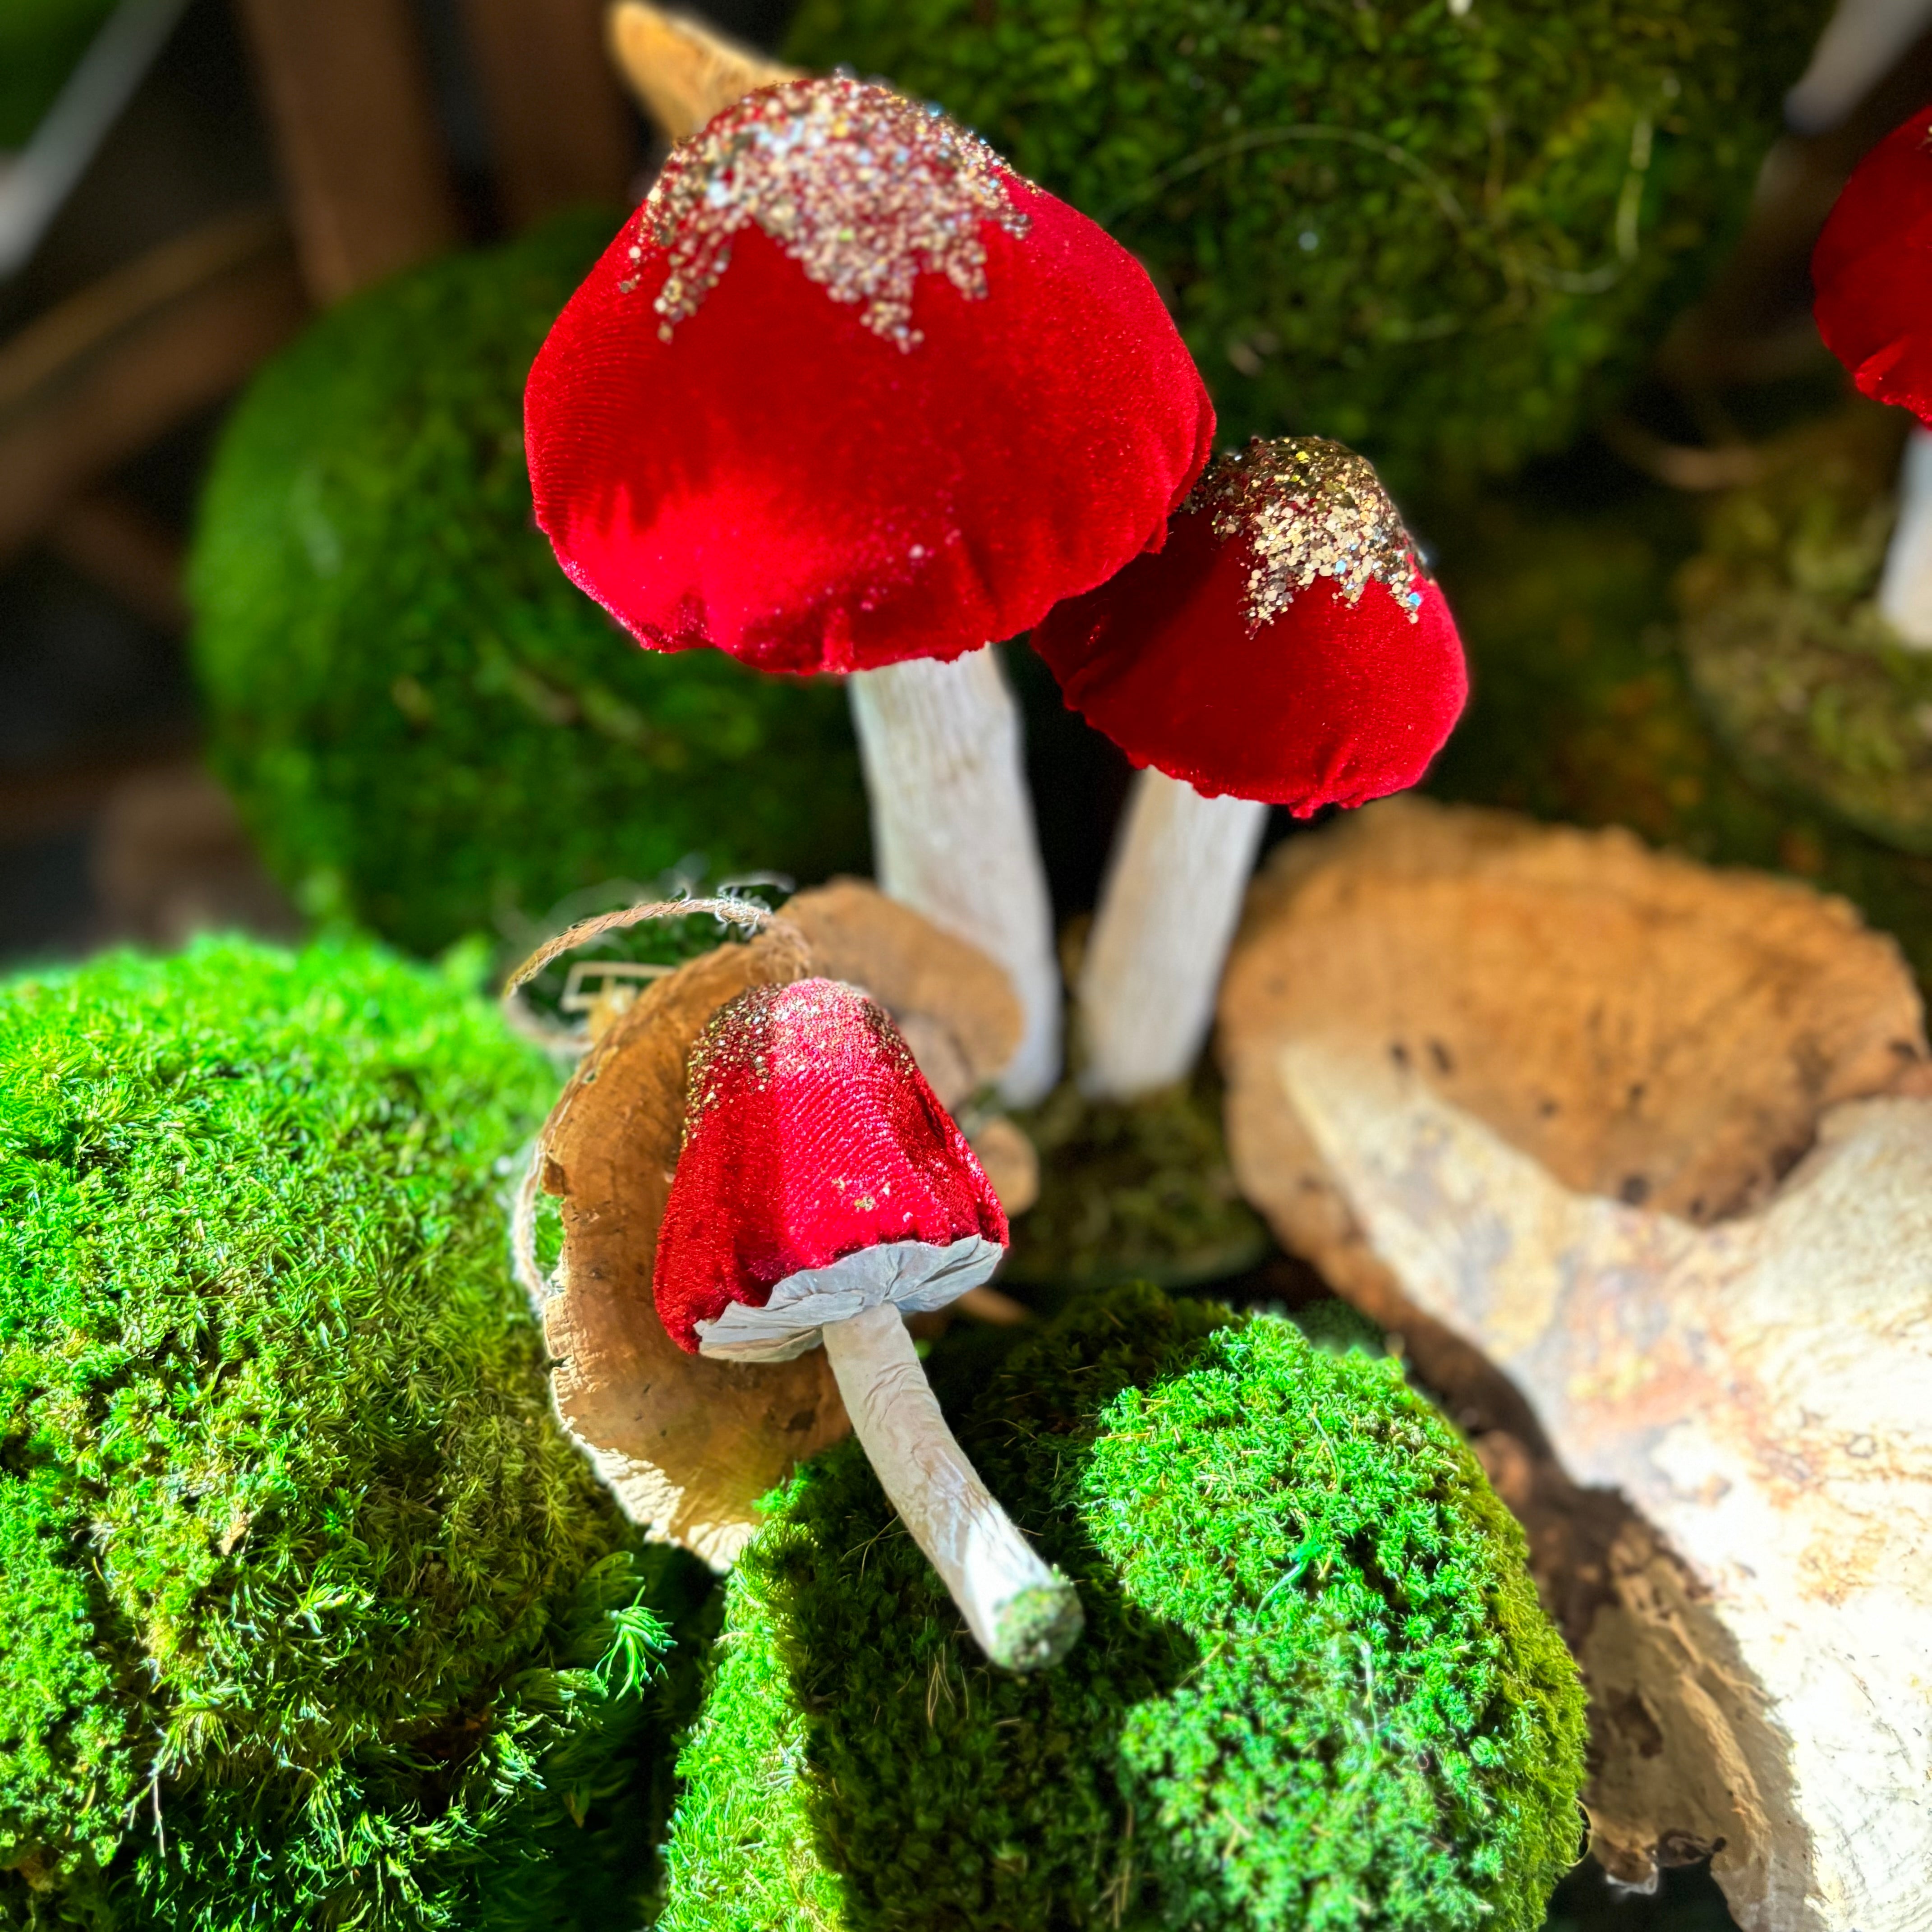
[525,76,1214,674]
[653,977,1008,1357]
[1031,437,1467,813]
[1813,104,1932,425]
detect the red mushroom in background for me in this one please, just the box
[654,976,1081,1670]
[1812,100,1932,648]
[526,77,1214,1102]
[1034,437,1466,1099]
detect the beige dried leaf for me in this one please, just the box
[606,1,798,143]
[538,879,1034,1567]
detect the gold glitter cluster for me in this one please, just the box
[682,979,913,1139]
[628,77,1030,350]
[1191,437,1425,631]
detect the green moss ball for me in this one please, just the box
[190,212,868,957]
[789,0,1825,487]
[0,937,694,1931]
[662,1285,1587,1931]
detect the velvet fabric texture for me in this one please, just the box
[524,84,1214,674]
[653,979,1007,1352]
[1031,499,1467,811]
[1813,103,1932,424]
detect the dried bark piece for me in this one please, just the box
[536,880,1035,1566]
[538,922,837,1569]
[606,1,797,143]
[1280,1044,1932,1932]
[1218,798,1932,1931]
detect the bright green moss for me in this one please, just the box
[789,0,1826,489]
[189,212,868,958]
[662,1285,1587,1931]
[0,0,113,148]
[0,937,700,1930]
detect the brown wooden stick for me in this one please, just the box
[43,490,187,631]
[606,1,797,142]
[234,0,460,304]
[459,0,638,227]
[0,219,304,561]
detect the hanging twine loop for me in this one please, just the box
[499,894,802,1053]
[503,892,811,1301]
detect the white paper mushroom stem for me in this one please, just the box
[1076,768,1269,1100]
[817,1302,1081,1671]
[1876,425,1932,649]
[848,649,1062,1104]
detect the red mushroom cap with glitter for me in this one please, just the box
[524,77,1214,675]
[653,977,1008,1359]
[1813,102,1932,425]
[1031,437,1467,812]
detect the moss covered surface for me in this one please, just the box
[190,212,867,959]
[660,1285,1587,1931]
[0,937,706,1931]
[1422,462,1932,989]
[789,0,1824,491]
[1006,1067,1269,1288]
[0,0,114,147]
[1676,405,1932,854]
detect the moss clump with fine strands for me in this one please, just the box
[0,937,708,1931]
[1421,464,1932,991]
[788,0,1827,492]
[190,211,867,959]
[660,1284,1588,1932]
[1006,1066,1269,1288]
[1677,404,1932,856]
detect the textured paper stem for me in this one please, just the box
[849,650,1060,1104]
[1078,768,1268,1099]
[1879,424,1932,650]
[820,1302,1081,1670]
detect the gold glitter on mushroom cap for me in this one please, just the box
[626,76,1032,350]
[1190,437,1427,631]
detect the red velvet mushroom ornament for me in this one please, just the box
[1813,101,1932,648]
[526,76,1214,1103]
[653,975,1081,1670]
[1033,437,1467,1099]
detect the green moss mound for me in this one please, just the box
[789,0,1825,489]
[190,212,868,957]
[0,937,698,1931]
[0,0,114,148]
[1007,1069,1268,1288]
[662,1285,1587,1931]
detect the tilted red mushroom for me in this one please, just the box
[1033,437,1466,1099]
[653,975,1081,1669]
[1813,101,1932,648]
[525,76,1214,1103]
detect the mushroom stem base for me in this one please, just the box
[1880,424,1932,651]
[849,649,1061,1105]
[820,1301,1081,1671]
[1078,769,1268,1100]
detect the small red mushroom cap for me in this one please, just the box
[1813,103,1932,424]
[524,76,1214,675]
[653,978,1008,1358]
[1031,437,1467,813]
